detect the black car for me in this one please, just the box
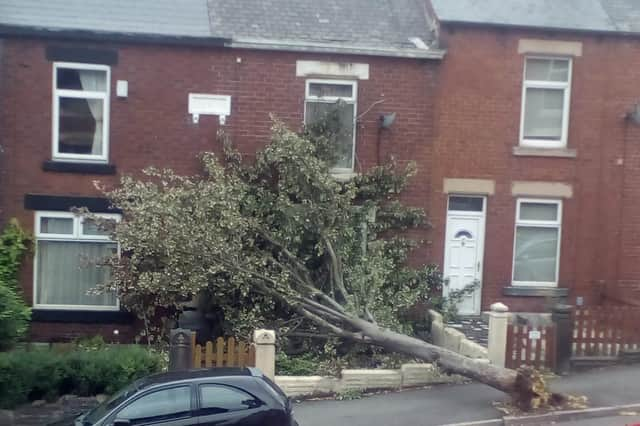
[63,368,297,426]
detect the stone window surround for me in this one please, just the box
[296,60,370,80]
[518,39,583,57]
[517,39,582,157]
[443,178,496,196]
[511,181,573,199]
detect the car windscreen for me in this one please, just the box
[82,379,142,424]
[260,375,289,407]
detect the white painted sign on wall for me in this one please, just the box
[188,93,231,124]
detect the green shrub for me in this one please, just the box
[0,284,31,350]
[0,345,164,409]
[276,352,320,376]
[0,219,31,349]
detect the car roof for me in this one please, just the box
[139,367,261,388]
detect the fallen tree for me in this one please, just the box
[103,117,564,410]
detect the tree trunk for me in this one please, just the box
[348,318,563,411]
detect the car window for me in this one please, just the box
[199,385,262,415]
[114,386,191,424]
[84,380,142,423]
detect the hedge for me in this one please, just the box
[0,219,31,350]
[0,345,165,409]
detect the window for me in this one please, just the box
[199,385,262,415]
[512,199,562,287]
[34,211,119,310]
[448,196,484,212]
[115,386,191,425]
[53,62,110,162]
[304,79,357,174]
[520,57,572,148]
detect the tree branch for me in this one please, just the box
[364,307,378,325]
[323,236,349,302]
[300,297,351,323]
[256,227,313,281]
[294,306,369,342]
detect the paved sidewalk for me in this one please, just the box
[560,414,640,425]
[294,365,640,426]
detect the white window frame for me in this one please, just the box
[33,211,121,311]
[52,62,111,163]
[511,198,563,288]
[519,56,572,149]
[304,79,358,175]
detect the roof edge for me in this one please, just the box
[0,24,447,59]
[437,19,640,38]
[229,37,446,59]
[0,24,230,47]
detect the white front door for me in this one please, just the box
[443,195,486,315]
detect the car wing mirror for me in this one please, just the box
[113,419,131,426]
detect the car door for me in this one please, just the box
[196,384,271,425]
[105,385,197,426]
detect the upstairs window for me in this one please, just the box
[512,199,562,287]
[34,211,119,310]
[520,57,572,149]
[304,79,357,174]
[53,62,110,162]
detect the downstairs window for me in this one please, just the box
[512,199,562,287]
[34,211,119,310]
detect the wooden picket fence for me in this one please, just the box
[505,324,556,370]
[573,307,640,357]
[191,334,256,369]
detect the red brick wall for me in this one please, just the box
[28,321,138,343]
[0,38,438,341]
[431,25,640,312]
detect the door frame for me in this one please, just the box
[442,194,487,315]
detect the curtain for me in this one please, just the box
[513,226,558,283]
[37,241,117,307]
[523,88,564,140]
[40,217,73,234]
[525,58,569,82]
[78,70,106,155]
[305,101,355,170]
[520,202,558,221]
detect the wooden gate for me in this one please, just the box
[191,334,256,369]
[573,307,640,358]
[505,324,556,370]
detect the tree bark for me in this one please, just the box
[343,317,562,411]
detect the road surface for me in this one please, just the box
[294,365,640,426]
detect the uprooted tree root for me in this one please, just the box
[504,367,587,414]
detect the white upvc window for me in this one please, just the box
[520,57,572,149]
[52,62,110,162]
[512,199,562,287]
[34,211,120,311]
[304,79,357,174]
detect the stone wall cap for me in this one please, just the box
[253,329,276,344]
[490,302,509,313]
[341,369,401,375]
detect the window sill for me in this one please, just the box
[331,172,359,182]
[32,309,134,324]
[43,161,116,175]
[503,286,569,297]
[513,146,577,158]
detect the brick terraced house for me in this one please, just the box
[1,0,640,341]
[0,0,443,340]
[428,0,640,313]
